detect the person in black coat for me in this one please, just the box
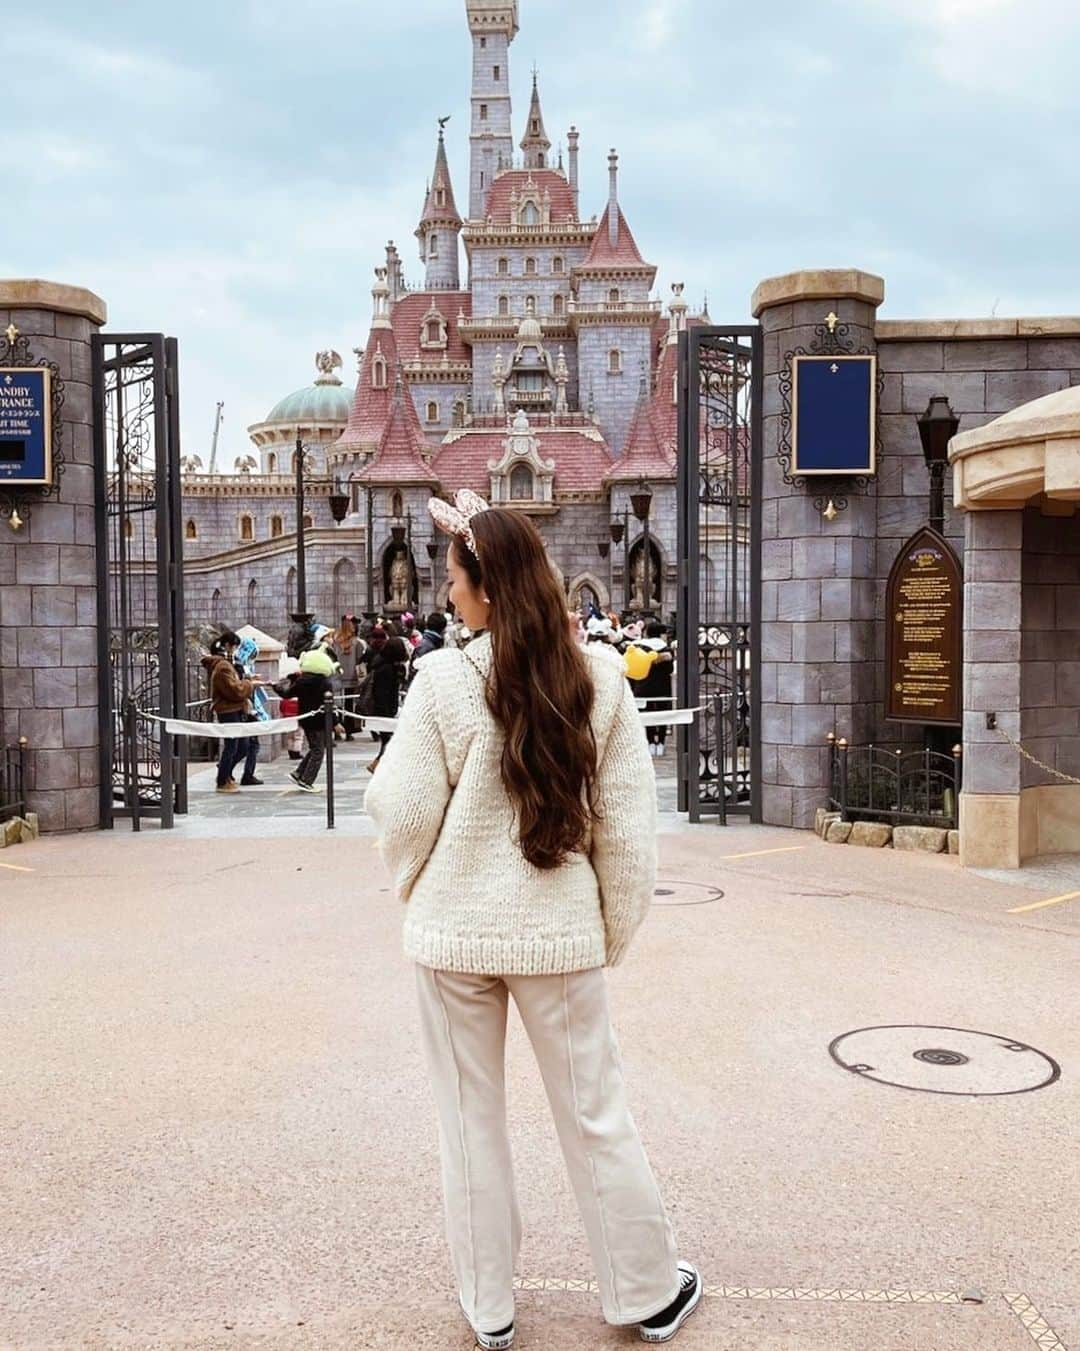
[633,622,675,757]
[367,629,409,773]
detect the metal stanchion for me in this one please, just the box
[323,694,336,830]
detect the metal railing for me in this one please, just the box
[827,735,962,829]
[1,741,28,822]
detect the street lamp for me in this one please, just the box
[426,540,440,612]
[629,479,654,615]
[292,434,349,630]
[609,515,629,612]
[916,396,959,536]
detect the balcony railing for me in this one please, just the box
[567,299,663,316]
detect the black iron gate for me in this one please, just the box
[92,335,186,829]
[676,325,762,823]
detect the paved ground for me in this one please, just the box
[2,783,1078,1348]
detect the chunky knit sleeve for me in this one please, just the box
[590,676,657,966]
[365,664,451,903]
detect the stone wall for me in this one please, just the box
[1020,507,1080,787]
[0,281,106,832]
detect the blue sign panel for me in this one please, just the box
[0,367,53,485]
[791,354,876,476]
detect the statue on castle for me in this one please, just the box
[388,546,412,611]
[631,545,658,611]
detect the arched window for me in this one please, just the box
[521,201,540,225]
[479,103,488,121]
[525,256,537,276]
[497,257,509,276]
[291,450,300,473]
[333,558,356,617]
[267,452,277,473]
[426,319,441,344]
[608,288,620,305]
[497,295,509,317]
[552,293,565,317]
[211,588,221,625]
[452,398,466,428]
[552,256,564,274]
[391,490,404,518]
[246,579,257,626]
[184,519,197,540]
[608,349,622,374]
[286,567,297,615]
[372,356,387,389]
[525,295,537,316]
[302,514,313,530]
[428,233,438,258]
[426,401,439,423]
[509,464,533,500]
[435,188,446,207]
[537,153,545,168]
[270,515,283,538]
[239,514,254,541]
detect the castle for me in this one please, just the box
[179,0,703,636]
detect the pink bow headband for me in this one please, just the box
[428,488,490,557]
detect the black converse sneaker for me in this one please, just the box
[458,1294,514,1349]
[639,1261,702,1343]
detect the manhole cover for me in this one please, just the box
[652,880,724,907]
[828,1025,1060,1097]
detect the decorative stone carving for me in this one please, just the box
[487,409,555,504]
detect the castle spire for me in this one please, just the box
[416,121,462,290]
[607,149,620,248]
[520,69,551,170]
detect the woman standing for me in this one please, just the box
[366,492,700,1348]
[365,626,408,773]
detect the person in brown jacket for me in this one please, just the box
[201,631,265,794]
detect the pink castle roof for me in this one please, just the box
[650,337,679,463]
[358,378,437,484]
[433,426,615,493]
[605,392,675,484]
[578,203,652,272]
[418,130,461,229]
[390,291,472,363]
[485,168,577,224]
[334,325,399,453]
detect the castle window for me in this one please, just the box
[123,517,133,539]
[497,256,509,275]
[184,519,197,541]
[493,64,500,80]
[426,401,439,423]
[521,201,540,226]
[510,464,533,500]
[240,515,254,541]
[608,288,621,305]
[479,103,488,121]
[435,188,445,207]
[426,319,441,343]
[525,256,536,275]
[428,233,438,258]
[480,171,485,188]
[270,515,283,538]
[267,452,277,473]
[479,36,486,48]
[537,153,545,167]
[391,490,403,518]
[246,579,257,626]
[608,349,622,374]
[531,119,539,134]
[303,514,313,530]
[552,293,565,317]
[498,295,509,317]
[211,588,221,625]
[372,356,387,389]
[525,295,536,316]
[552,255,564,274]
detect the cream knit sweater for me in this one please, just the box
[365,632,657,975]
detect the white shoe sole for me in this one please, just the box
[639,1265,702,1343]
[459,1295,514,1349]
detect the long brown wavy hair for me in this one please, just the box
[457,509,600,870]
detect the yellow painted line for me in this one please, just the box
[0,861,34,873]
[717,845,808,861]
[1008,889,1080,915]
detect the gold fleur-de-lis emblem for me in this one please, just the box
[4,322,19,344]
[824,312,838,332]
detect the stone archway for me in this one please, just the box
[568,571,610,613]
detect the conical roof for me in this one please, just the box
[333,326,399,455]
[520,73,551,166]
[358,372,438,484]
[605,382,675,483]
[579,203,653,273]
[418,128,461,230]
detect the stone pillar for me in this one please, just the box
[752,269,885,828]
[0,280,107,832]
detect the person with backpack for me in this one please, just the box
[359,626,409,773]
[408,611,447,684]
[201,631,267,794]
[273,647,336,793]
[366,492,701,1349]
[631,622,675,758]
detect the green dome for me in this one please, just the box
[263,352,351,425]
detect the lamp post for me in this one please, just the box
[292,434,350,627]
[916,396,959,536]
[629,479,654,615]
[609,515,628,612]
[426,539,440,611]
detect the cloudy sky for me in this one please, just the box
[5,0,1079,461]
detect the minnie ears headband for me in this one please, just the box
[428,488,490,556]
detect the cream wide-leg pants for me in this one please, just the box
[414,964,680,1333]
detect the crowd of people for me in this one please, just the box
[201,602,675,796]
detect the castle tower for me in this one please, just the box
[466,0,518,219]
[415,125,462,290]
[520,71,551,169]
